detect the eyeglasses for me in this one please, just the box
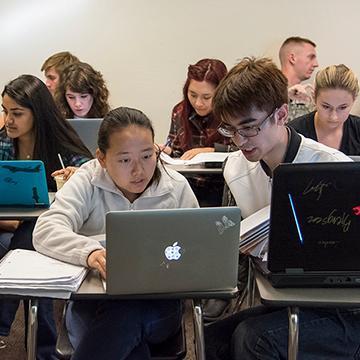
[217,109,277,138]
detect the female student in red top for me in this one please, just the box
[161,58,231,206]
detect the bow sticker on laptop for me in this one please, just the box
[215,216,235,235]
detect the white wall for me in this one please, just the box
[1,0,360,142]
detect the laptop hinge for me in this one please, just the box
[285,268,304,274]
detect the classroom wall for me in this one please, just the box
[1,0,360,143]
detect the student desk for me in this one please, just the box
[255,269,360,360]
[71,269,237,360]
[13,269,236,360]
[0,192,55,220]
[166,164,223,175]
[0,192,55,360]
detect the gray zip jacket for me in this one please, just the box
[33,159,199,267]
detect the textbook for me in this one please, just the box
[160,152,229,166]
[239,205,270,258]
[0,249,88,299]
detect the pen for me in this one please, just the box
[57,153,65,170]
[164,138,172,148]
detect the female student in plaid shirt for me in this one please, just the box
[0,74,92,359]
[160,59,232,206]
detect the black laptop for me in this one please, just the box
[267,161,360,288]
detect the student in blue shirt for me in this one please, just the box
[0,74,92,359]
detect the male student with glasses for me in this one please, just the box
[205,57,360,360]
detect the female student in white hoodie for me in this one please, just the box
[33,106,198,359]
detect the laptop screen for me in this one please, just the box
[0,160,49,208]
[67,118,103,156]
[268,162,360,272]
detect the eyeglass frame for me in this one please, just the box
[217,108,277,138]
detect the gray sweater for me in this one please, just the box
[33,159,199,266]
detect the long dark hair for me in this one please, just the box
[179,58,227,149]
[98,107,161,186]
[2,75,93,184]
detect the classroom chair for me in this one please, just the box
[55,301,187,360]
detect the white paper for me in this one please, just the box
[239,205,270,257]
[160,152,230,165]
[0,249,88,297]
[240,205,270,238]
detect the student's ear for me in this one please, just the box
[289,52,296,65]
[96,148,107,169]
[275,104,288,126]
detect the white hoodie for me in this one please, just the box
[33,159,199,266]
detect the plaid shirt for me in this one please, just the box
[0,130,90,190]
[166,102,231,158]
[165,102,232,189]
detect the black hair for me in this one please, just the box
[98,106,161,185]
[2,75,93,185]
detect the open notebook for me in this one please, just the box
[160,152,230,166]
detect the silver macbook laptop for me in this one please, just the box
[67,118,103,156]
[268,162,360,287]
[106,207,241,295]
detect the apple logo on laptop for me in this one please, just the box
[164,242,182,260]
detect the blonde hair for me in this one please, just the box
[315,64,359,100]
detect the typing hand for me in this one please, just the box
[51,166,79,181]
[181,147,214,160]
[87,249,107,280]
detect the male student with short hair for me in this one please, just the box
[41,51,79,95]
[205,57,360,360]
[279,36,319,121]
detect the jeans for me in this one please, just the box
[231,306,360,360]
[0,224,57,360]
[67,299,182,360]
[0,232,12,258]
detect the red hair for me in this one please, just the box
[179,58,227,149]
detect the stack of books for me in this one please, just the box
[0,249,88,298]
[239,205,270,258]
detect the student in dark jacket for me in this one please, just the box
[290,64,360,155]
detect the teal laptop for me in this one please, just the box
[0,160,50,208]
